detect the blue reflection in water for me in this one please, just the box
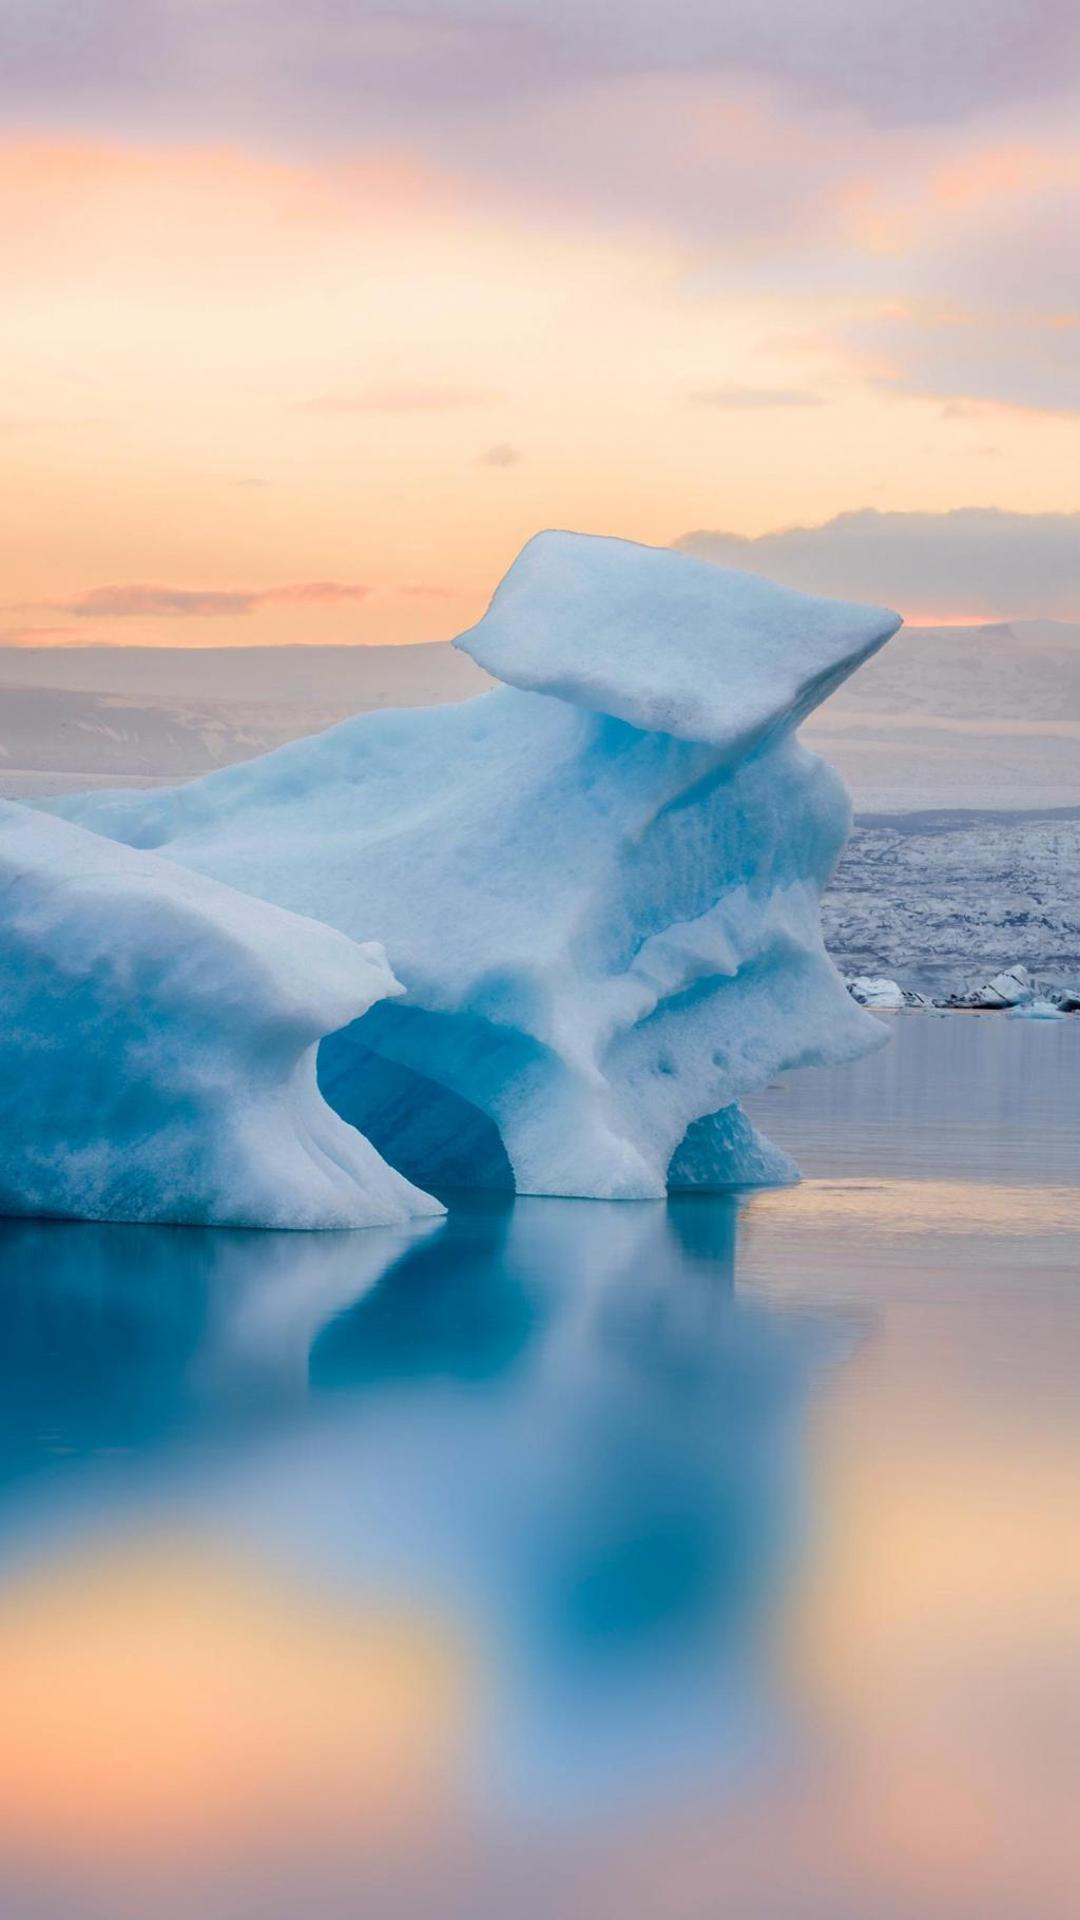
[0,1194,847,1808]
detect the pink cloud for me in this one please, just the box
[56,583,370,618]
[254,582,371,607]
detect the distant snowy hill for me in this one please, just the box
[0,644,490,795]
[813,619,1080,722]
[802,619,1080,812]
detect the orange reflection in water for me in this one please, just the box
[0,1535,468,1865]
[750,1176,1080,1237]
[778,1245,1080,1919]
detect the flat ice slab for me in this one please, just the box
[455,530,900,754]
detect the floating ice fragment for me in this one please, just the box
[847,976,905,1010]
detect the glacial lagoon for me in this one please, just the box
[0,1014,1077,1919]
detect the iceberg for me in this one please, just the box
[846,975,905,1010]
[950,962,1035,1010]
[48,533,902,1204]
[0,801,443,1229]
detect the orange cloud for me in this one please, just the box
[2,122,1077,640]
[688,385,824,409]
[930,142,1066,210]
[255,581,372,608]
[299,386,504,414]
[0,626,81,643]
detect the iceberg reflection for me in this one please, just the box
[0,1214,442,1481]
[0,1195,847,1905]
[295,1195,843,1807]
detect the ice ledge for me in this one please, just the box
[455,530,901,753]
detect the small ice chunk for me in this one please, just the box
[962,964,1034,1009]
[847,975,905,1010]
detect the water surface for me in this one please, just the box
[0,1016,1077,1918]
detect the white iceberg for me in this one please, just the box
[955,963,1035,1009]
[846,975,905,1010]
[0,802,443,1229]
[48,532,902,1202]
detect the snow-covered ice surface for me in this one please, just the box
[47,532,900,1202]
[0,801,443,1229]
[825,808,1080,998]
[805,612,1080,995]
[456,531,900,753]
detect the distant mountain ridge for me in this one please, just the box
[817,620,1080,721]
[0,644,490,793]
[800,617,1080,810]
[0,642,489,704]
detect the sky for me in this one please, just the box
[1,0,1078,646]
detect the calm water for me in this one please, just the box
[0,1017,1077,1919]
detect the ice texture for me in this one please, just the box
[0,802,443,1229]
[954,963,1035,1009]
[825,811,1080,998]
[847,975,905,1010]
[455,530,900,755]
[49,533,901,1202]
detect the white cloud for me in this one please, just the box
[678,509,1080,619]
[858,312,1080,415]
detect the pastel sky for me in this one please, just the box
[2,0,1078,645]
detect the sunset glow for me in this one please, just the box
[1,8,1078,644]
